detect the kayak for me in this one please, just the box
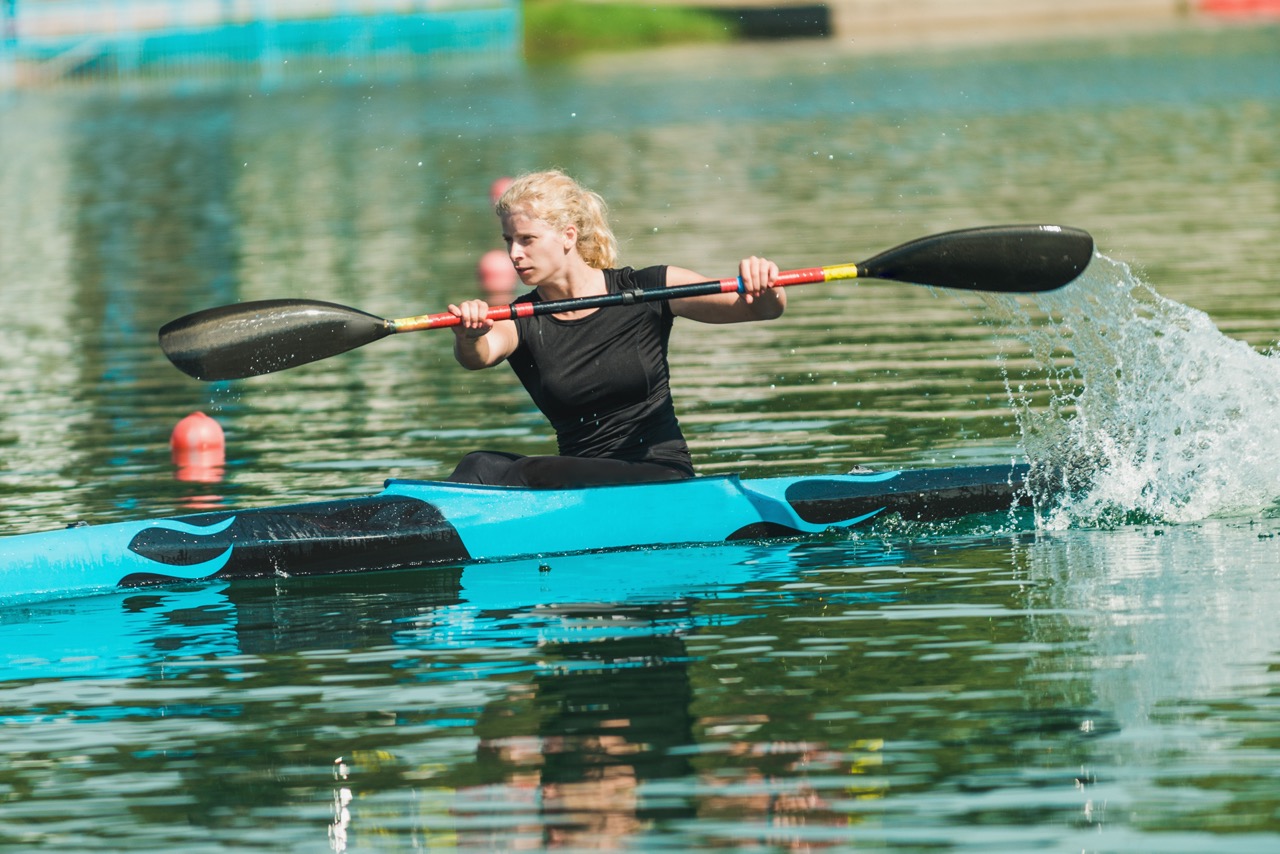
[0,463,1030,605]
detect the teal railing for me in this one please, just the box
[1,0,521,87]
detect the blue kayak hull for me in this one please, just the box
[0,464,1030,604]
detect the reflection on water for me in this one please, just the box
[2,522,1276,849]
[1021,521,1280,839]
[1,23,1279,852]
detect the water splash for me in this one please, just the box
[983,254,1280,528]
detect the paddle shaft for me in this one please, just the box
[388,263,858,332]
[159,225,1095,380]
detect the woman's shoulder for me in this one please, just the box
[606,265,668,290]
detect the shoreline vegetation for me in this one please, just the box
[521,1,740,61]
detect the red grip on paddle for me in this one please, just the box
[398,303,520,331]
[775,267,828,287]
[417,311,462,329]
[721,268,828,293]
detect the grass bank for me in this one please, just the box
[521,1,738,61]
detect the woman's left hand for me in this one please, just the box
[739,256,780,304]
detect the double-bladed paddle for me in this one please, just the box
[160,224,1093,381]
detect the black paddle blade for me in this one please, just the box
[859,225,1094,292]
[159,299,393,380]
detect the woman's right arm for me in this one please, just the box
[449,300,519,370]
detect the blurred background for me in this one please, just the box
[1,1,1277,533]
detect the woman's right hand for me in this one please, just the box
[449,300,520,370]
[449,300,495,339]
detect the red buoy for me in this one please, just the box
[477,248,518,300]
[171,411,225,483]
[489,175,513,205]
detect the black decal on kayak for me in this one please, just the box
[124,496,471,582]
[126,516,237,567]
[726,521,808,541]
[785,465,1030,524]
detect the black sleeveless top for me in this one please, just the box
[507,266,693,471]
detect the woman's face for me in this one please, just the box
[501,208,576,287]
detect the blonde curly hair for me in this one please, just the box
[495,170,619,269]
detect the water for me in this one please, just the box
[2,23,1279,850]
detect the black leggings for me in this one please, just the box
[445,451,693,489]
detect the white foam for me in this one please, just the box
[983,254,1280,528]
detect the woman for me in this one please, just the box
[446,169,785,488]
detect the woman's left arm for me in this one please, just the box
[669,257,786,324]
